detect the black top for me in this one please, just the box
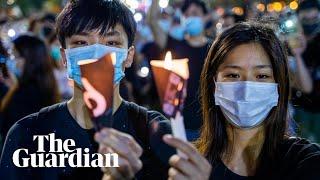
[0,85,54,140]
[165,35,211,130]
[292,33,320,112]
[211,137,320,179]
[0,101,175,180]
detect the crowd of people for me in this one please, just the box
[0,0,319,179]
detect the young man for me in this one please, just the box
[0,0,175,179]
[147,0,211,140]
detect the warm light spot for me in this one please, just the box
[164,51,173,70]
[289,1,298,10]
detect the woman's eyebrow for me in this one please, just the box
[254,65,272,69]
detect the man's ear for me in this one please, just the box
[124,46,135,68]
[60,48,67,68]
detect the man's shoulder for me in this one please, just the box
[12,102,68,131]
[124,101,169,123]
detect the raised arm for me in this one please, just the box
[147,0,169,50]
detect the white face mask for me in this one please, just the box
[214,81,279,129]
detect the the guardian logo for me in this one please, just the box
[12,133,119,168]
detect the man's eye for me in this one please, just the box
[225,74,240,78]
[72,40,88,46]
[256,74,270,79]
[106,41,120,46]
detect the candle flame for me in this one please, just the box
[164,51,173,70]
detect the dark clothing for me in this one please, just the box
[0,85,55,140]
[211,137,320,179]
[0,101,175,180]
[292,33,320,113]
[166,35,211,130]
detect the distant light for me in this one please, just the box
[125,0,139,9]
[256,3,266,12]
[232,7,244,16]
[159,0,169,8]
[134,12,143,22]
[8,29,16,37]
[289,1,298,10]
[267,4,274,12]
[285,20,294,28]
[138,67,149,78]
[273,2,283,12]
[7,0,15,5]
[216,22,222,29]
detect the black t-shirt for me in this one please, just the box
[211,137,320,179]
[166,35,211,130]
[0,101,175,180]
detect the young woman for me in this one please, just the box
[0,35,60,140]
[164,22,320,179]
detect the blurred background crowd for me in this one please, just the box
[0,0,319,152]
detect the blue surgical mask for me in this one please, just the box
[51,45,61,61]
[65,43,127,87]
[169,25,185,40]
[214,81,279,129]
[184,16,204,36]
[5,58,21,77]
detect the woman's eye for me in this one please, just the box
[225,73,240,79]
[256,74,270,79]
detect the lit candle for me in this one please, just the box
[150,51,189,158]
[78,53,115,130]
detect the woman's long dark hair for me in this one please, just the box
[13,35,60,105]
[196,22,290,172]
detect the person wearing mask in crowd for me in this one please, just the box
[163,22,320,180]
[28,13,56,44]
[48,35,73,100]
[148,0,211,140]
[0,35,60,141]
[0,0,175,179]
[292,0,320,142]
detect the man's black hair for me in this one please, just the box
[56,0,137,48]
[181,0,208,15]
[297,0,320,13]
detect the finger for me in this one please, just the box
[168,167,188,180]
[95,132,143,173]
[101,156,135,179]
[101,128,143,156]
[169,155,198,177]
[163,135,209,171]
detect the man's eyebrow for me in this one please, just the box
[105,30,121,36]
[74,32,89,36]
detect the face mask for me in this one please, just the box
[51,45,61,61]
[169,25,185,40]
[214,81,279,129]
[158,19,171,33]
[65,43,127,87]
[184,16,204,36]
[302,16,320,35]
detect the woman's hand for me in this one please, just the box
[163,135,212,180]
[95,128,143,180]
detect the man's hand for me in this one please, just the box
[95,128,143,180]
[163,135,212,180]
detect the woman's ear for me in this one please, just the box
[60,48,67,67]
[124,46,135,68]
